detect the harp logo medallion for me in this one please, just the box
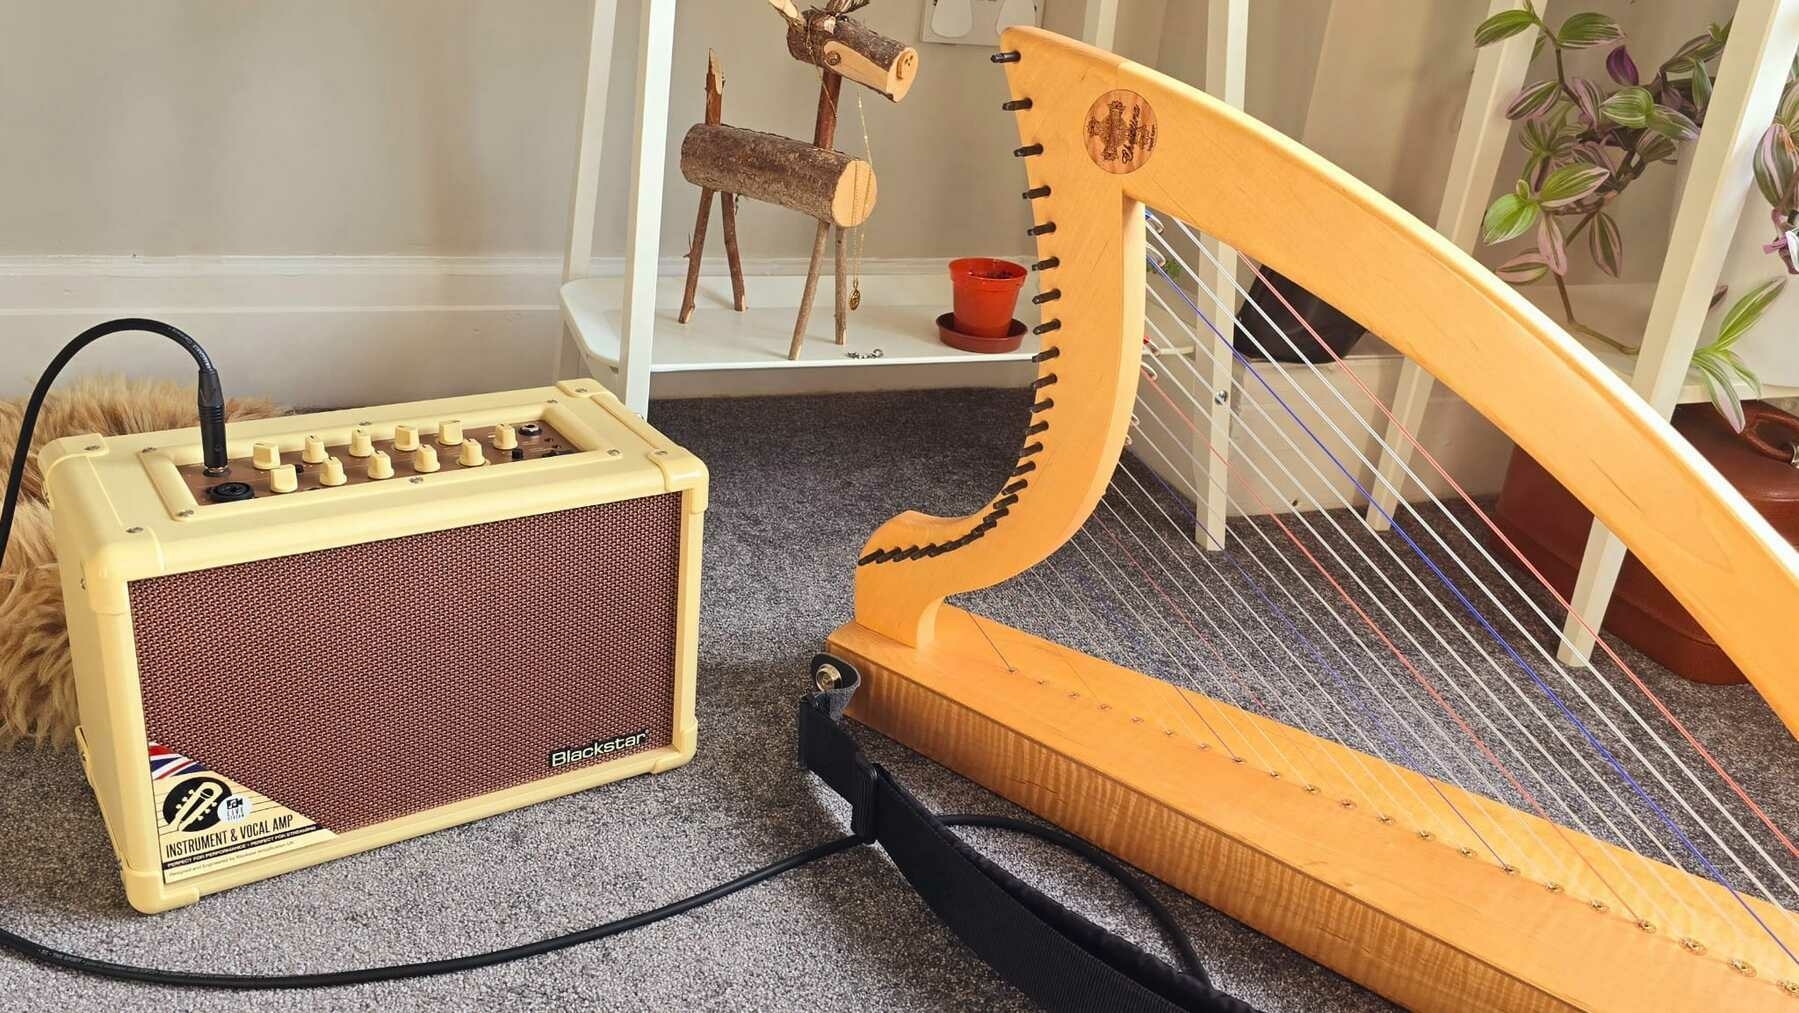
[1085,89,1157,173]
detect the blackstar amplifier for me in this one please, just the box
[40,380,704,912]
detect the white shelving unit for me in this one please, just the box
[561,271,1037,373]
[554,0,1051,417]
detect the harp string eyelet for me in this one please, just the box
[1026,222,1057,236]
[1033,320,1061,335]
[1002,98,1033,111]
[1032,289,1062,304]
[991,51,1021,63]
[1032,256,1059,271]
[1022,185,1051,199]
[1014,143,1044,158]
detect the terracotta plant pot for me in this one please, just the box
[948,257,1027,338]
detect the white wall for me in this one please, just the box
[0,1,1725,418]
[0,0,1041,262]
[0,0,1064,405]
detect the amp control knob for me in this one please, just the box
[366,451,395,480]
[348,427,375,458]
[302,435,329,465]
[412,444,441,474]
[393,425,421,453]
[437,420,464,447]
[252,442,282,471]
[493,423,518,452]
[269,464,299,494]
[319,456,347,487]
[458,439,487,468]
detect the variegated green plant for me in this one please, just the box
[1693,278,1787,431]
[1474,4,1725,352]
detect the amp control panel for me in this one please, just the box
[178,419,576,504]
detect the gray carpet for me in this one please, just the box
[0,388,1792,1012]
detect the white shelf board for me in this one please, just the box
[1517,281,1799,404]
[562,270,1040,372]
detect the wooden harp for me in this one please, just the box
[827,27,1799,1012]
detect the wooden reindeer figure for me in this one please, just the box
[676,1,917,360]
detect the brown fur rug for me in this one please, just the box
[0,376,286,749]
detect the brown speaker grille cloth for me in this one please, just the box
[129,493,683,833]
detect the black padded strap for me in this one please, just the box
[797,663,1259,1013]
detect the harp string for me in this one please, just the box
[1128,369,1667,868]
[1109,432,1683,927]
[1126,372,1685,926]
[1139,223,1799,963]
[1030,555,1248,760]
[1092,475,1555,867]
[1135,284,1723,904]
[1133,276,1762,948]
[1237,245,1799,870]
[1092,478,1464,833]
[1128,342,1699,934]
[1060,521,1308,772]
[1151,233,1770,906]
[1082,491,1511,856]
[1166,221,1799,906]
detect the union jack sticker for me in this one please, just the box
[148,742,207,781]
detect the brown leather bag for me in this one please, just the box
[1491,401,1799,684]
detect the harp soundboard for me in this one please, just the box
[827,27,1799,1012]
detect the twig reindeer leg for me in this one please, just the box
[789,66,844,359]
[721,194,746,311]
[679,53,729,325]
[773,0,915,358]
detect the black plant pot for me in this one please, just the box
[1231,268,1366,363]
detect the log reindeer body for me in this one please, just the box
[679,124,876,229]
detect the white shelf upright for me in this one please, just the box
[1365,0,1546,532]
[1554,0,1799,664]
[1194,0,1249,551]
[1363,0,1799,667]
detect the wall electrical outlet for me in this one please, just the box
[920,0,1041,47]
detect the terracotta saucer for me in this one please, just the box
[936,313,1027,354]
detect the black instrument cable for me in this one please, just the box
[0,319,1207,993]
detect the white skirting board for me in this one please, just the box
[0,255,567,408]
[0,255,1039,406]
[0,254,1512,512]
